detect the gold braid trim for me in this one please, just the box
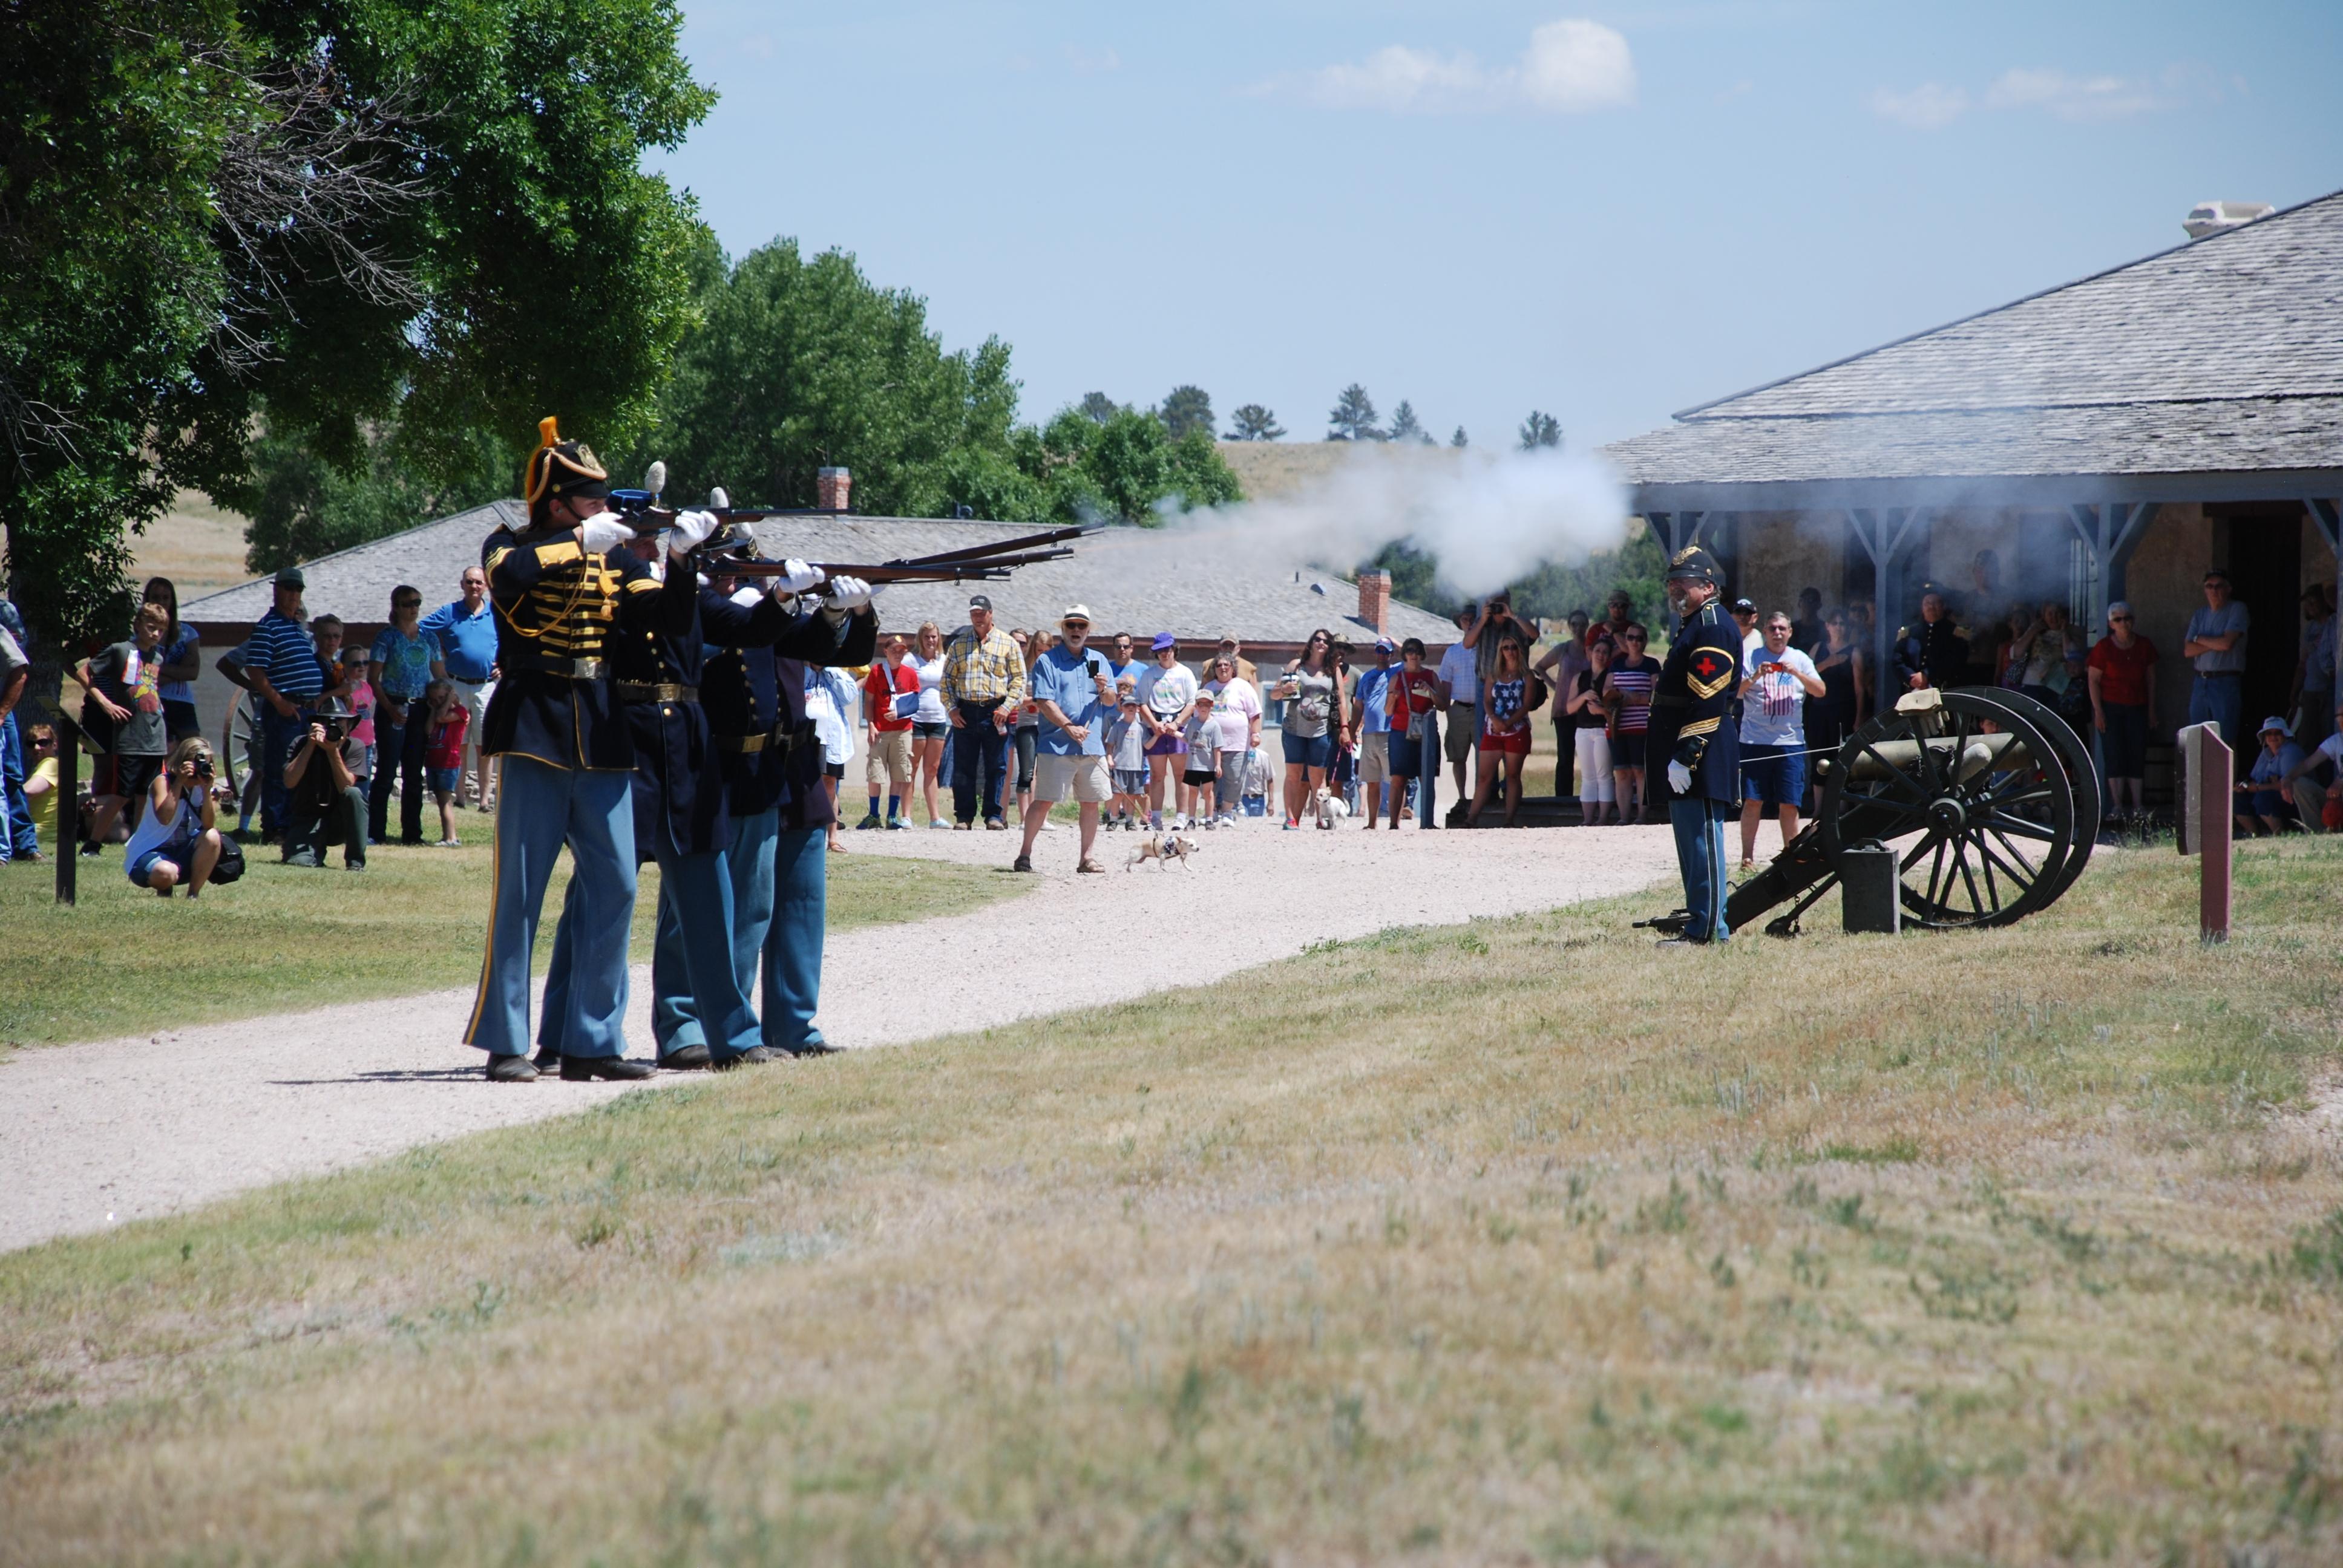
[1686,666,1735,700]
[1680,716,1720,738]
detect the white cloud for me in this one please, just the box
[1270,18,1636,116]
[1066,44,1120,76]
[1985,67,2166,122]
[1869,82,1968,129]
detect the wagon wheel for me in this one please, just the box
[1953,685,2098,902]
[1821,690,2076,930]
[223,689,260,800]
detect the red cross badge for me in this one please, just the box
[1692,652,1726,682]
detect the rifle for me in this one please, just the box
[606,466,1092,587]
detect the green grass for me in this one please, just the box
[0,814,1022,1050]
[2,837,2340,1564]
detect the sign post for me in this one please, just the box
[2174,721,2230,943]
[54,713,77,906]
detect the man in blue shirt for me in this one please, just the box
[422,565,499,809]
[1014,604,1118,875]
[1352,637,1397,826]
[229,568,327,839]
[2182,570,2250,744]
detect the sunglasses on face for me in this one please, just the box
[1624,634,1646,643]
[2109,615,2133,622]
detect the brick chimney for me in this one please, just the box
[815,466,851,512]
[1357,569,1391,633]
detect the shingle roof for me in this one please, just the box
[1606,188,2343,489]
[182,506,1453,647]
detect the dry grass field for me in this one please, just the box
[131,491,256,597]
[2,838,2339,1565]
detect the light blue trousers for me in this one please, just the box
[465,754,635,1060]
[648,809,828,1054]
[1669,795,1732,942]
[647,841,764,1063]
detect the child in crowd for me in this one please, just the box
[1106,676,1147,831]
[338,645,375,790]
[1178,691,1222,829]
[421,679,469,846]
[1241,746,1273,817]
[74,599,171,853]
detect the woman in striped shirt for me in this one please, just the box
[1601,622,1660,825]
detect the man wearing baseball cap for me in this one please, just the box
[939,592,1026,828]
[1353,637,1399,827]
[1647,545,1742,945]
[1013,605,1118,872]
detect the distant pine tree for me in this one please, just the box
[1387,399,1426,443]
[1450,426,1469,448]
[1158,384,1214,439]
[1225,403,1285,441]
[1517,410,1562,451]
[1327,383,1381,442]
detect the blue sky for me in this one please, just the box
[651,1,2343,451]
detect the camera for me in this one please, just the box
[194,756,214,779]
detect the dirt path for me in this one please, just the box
[0,819,1688,1252]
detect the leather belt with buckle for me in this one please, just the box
[616,681,698,705]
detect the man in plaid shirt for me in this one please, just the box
[940,593,1027,829]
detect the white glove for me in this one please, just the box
[729,586,763,609]
[667,508,719,558]
[819,576,872,622]
[1666,759,1693,795]
[775,557,825,595]
[578,516,632,557]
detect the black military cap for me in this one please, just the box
[1664,544,1723,584]
[522,416,608,509]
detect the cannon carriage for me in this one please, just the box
[1647,687,2100,938]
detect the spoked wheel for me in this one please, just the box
[1955,685,2098,903]
[1821,690,2077,930]
[223,690,260,800]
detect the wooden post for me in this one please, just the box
[2174,722,2230,942]
[54,713,77,906]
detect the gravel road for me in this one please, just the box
[0,818,1683,1253]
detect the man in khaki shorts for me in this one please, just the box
[1014,604,1118,874]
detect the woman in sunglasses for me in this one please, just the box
[2085,600,2159,821]
[1601,624,1660,824]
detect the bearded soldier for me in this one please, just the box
[1647,545,1742,946]
[653,567,876,1060]
[465,418,692,1081]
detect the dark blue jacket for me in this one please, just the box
[1647,598,1742,805]
[701,607,878,833]
[479,527,682,771]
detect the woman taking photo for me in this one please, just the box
[1565,636,1616,825]
[124,736,224,897]
[905,620,951,828]
[1276,627,1346,830]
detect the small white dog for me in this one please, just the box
[1311,786,1351,829]
[1127,833,1199,870]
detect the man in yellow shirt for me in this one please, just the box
[939,593,1027,829]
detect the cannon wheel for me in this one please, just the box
[1821,690,2077,930]
[223,690,260,800]
[1951,685,2098,903]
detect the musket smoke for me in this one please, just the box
[1159,444,1631,599]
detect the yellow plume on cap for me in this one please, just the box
[538,416,560,448]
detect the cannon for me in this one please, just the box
[1642,686,2100,937]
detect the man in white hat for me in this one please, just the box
[1014,604,1118,874]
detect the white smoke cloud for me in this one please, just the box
[1158,445,1630,601]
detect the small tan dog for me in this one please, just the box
[1126,832,1199,871]
[1311,786,1351,829]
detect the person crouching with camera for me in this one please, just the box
[281,696,368,871]
[125,737,226,897]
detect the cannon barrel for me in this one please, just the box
[1841,731,2030,784]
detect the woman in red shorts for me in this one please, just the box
[1469,632,1536,828]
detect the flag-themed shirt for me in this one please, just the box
[1739,645,1820,748]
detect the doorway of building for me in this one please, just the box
[2213,505,2301,761]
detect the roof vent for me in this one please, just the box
[2183,200,2274,240]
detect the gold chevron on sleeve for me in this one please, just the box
[1686,667,1735,699]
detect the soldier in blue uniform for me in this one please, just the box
[1647,546,1742,946]
[654,566,876,1060]
[465,419,690,1082]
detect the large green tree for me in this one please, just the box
[2,0,713,658]
[636,237,1021,517]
